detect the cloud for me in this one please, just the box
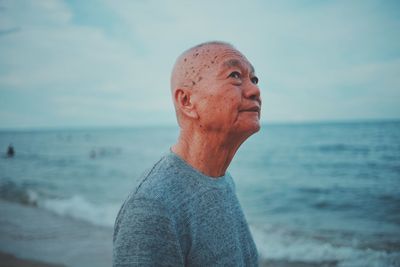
[0,0,176,127]
[0,27,21,36]
[0,0,399,128]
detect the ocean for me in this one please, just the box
[0,121,399,267]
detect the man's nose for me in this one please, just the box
[243,81,261,103]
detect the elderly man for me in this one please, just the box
[113,41,261,266]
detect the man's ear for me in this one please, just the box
[174,88,199,119]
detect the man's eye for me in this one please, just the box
[251,76,259,85]
[228,71,241,79]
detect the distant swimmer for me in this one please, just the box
[7,144,15,157]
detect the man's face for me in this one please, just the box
[193,45,261,137]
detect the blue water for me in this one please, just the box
[1,121,399,266]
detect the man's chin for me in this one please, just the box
[233,121,261,137]
[248,122,261,134]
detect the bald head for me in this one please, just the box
[170,41,260,133]
[170,41,235,92]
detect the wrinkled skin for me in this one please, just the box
[171,42,262,177]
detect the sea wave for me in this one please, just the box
[316,144,370,154]
[0,180,118,227]
[41,195,118,227]
[252,224,400,267]
[0,180,40,206]
[2,180,399,266]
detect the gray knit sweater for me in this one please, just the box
[113,151,258,267]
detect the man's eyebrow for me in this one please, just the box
[222,59,255,74]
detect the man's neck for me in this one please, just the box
[171,128,244,178]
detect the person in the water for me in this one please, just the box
[6,144,15,158]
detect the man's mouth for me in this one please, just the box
[240,106,260,113]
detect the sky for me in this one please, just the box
[0,0,399,129]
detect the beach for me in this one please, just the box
[0,251,65,267]
[0,200,112,267]
[1,122,399,266]
[0,199,329,267]
[0,199,339,267]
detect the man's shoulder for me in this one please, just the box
[127,154,203,205]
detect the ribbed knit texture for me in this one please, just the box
[113,151,258,267]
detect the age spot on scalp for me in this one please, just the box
[184,58,187,62]
[192,81,196,86]
[197,76,202,82]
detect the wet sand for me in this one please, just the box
[260,259,338,267]
[0,250,339,267]
[0,200,112,267]
[0,251,65,267]
[0,200,341,267]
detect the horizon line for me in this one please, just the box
[0,117,399,132]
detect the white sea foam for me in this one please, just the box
[251,224,400,267]
[18,192,400,267]
[26,189,39,205]
[40,195,118,228]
